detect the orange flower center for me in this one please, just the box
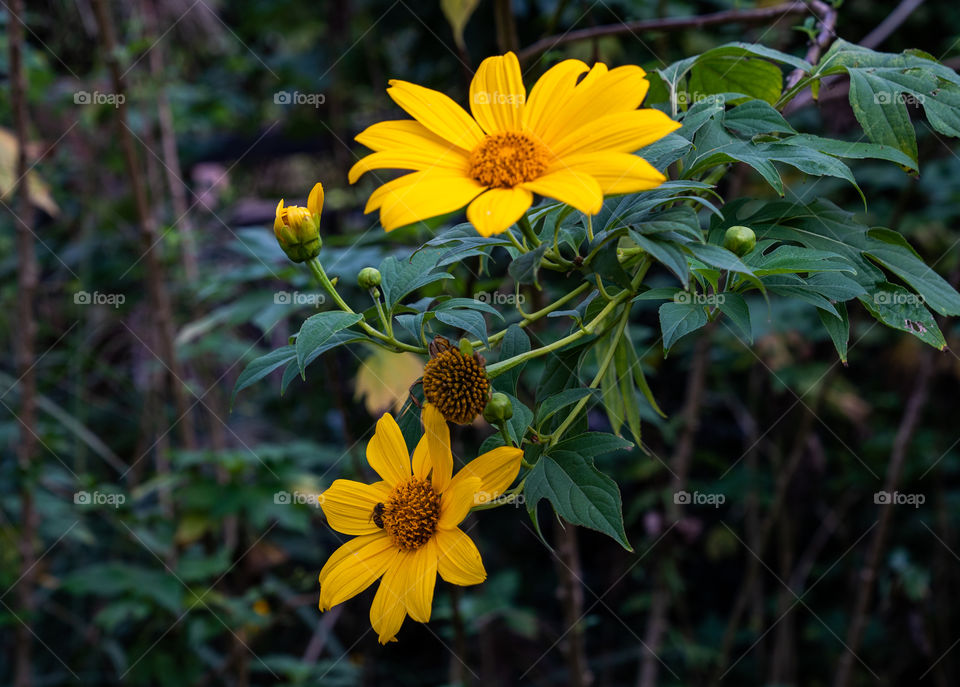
[377,478,441,551]
[468,132,550,188]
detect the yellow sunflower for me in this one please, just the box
[348,51,681,237]
[318,411,523,643]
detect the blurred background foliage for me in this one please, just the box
[3,0,960,685]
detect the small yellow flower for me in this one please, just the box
[318,411,523,643]
[274,182,323,262]
[349,52,681,236]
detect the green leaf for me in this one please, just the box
[659,302,709,355]
[723,99,796,136]
[688,55,783,105]
[629,233,690,284]
[495,325,530,395]
[232,346,296,405]
[380,250,454,311]
[687,243,755,276]
[819,303,850,363]
[747,245,856,276]
[536,388,598,428]
[295,312,363,376]
[525,450,632,550]
[859,283,946,349]
[435,309,489,347]
[780,133,917,171]
[508,244,549,286]
[718,292,752,343]
[536,341,589,400]
[864,229,960,316]
[552,432,634,457]
[503,392,533,446]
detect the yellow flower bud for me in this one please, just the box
[273,182,324,263]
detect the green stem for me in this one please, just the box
[549,304,630,446]
[506,229,527,253]
[473,281,593,350]
[486,257,651,378]
[586,214,594,242]
[307,258,426,354]
[518,214,541,247]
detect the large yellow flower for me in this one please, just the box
[349,52,681,236]
[318,410,523,643]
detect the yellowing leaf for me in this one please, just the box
[354,349,424,415]
[0,127,59,216]
[441,0,480,51]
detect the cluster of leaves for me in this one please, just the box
[234,41,960,553]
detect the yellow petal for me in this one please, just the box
[387,79,485,151]
[558,152,666,194]
[374,172,486,231]
[349,149,470,184]
[411,434,431,481]
[549,109,682,159]
[446,446,524,505]
[436,527,486,585]
[403,539,439,622]
[469,52,525,134]
[542,65,650,147]
[370,559,408,644]
[366,413,411,486]
[307,182,324,217]
[355,119,467,153]
[524,59,589,139]
[422,403,452,491]
[319,532,397,611]
[466,187,532,237]
[521,169,602,215]
[320,479,391,536]
[439,476,481,529]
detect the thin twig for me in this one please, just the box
[91,0,196,451]
[554,519,593,687]
[518,2,813,63]
[8,1,38,685]
[784,0,839,89]
[638,323,713,687]
[833,349,935,687]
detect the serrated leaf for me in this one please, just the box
[525,450,631,550]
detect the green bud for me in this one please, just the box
[358,267,382,289]
[723,225,757,257]
[458,337,473,358]
[483,392,513,423]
